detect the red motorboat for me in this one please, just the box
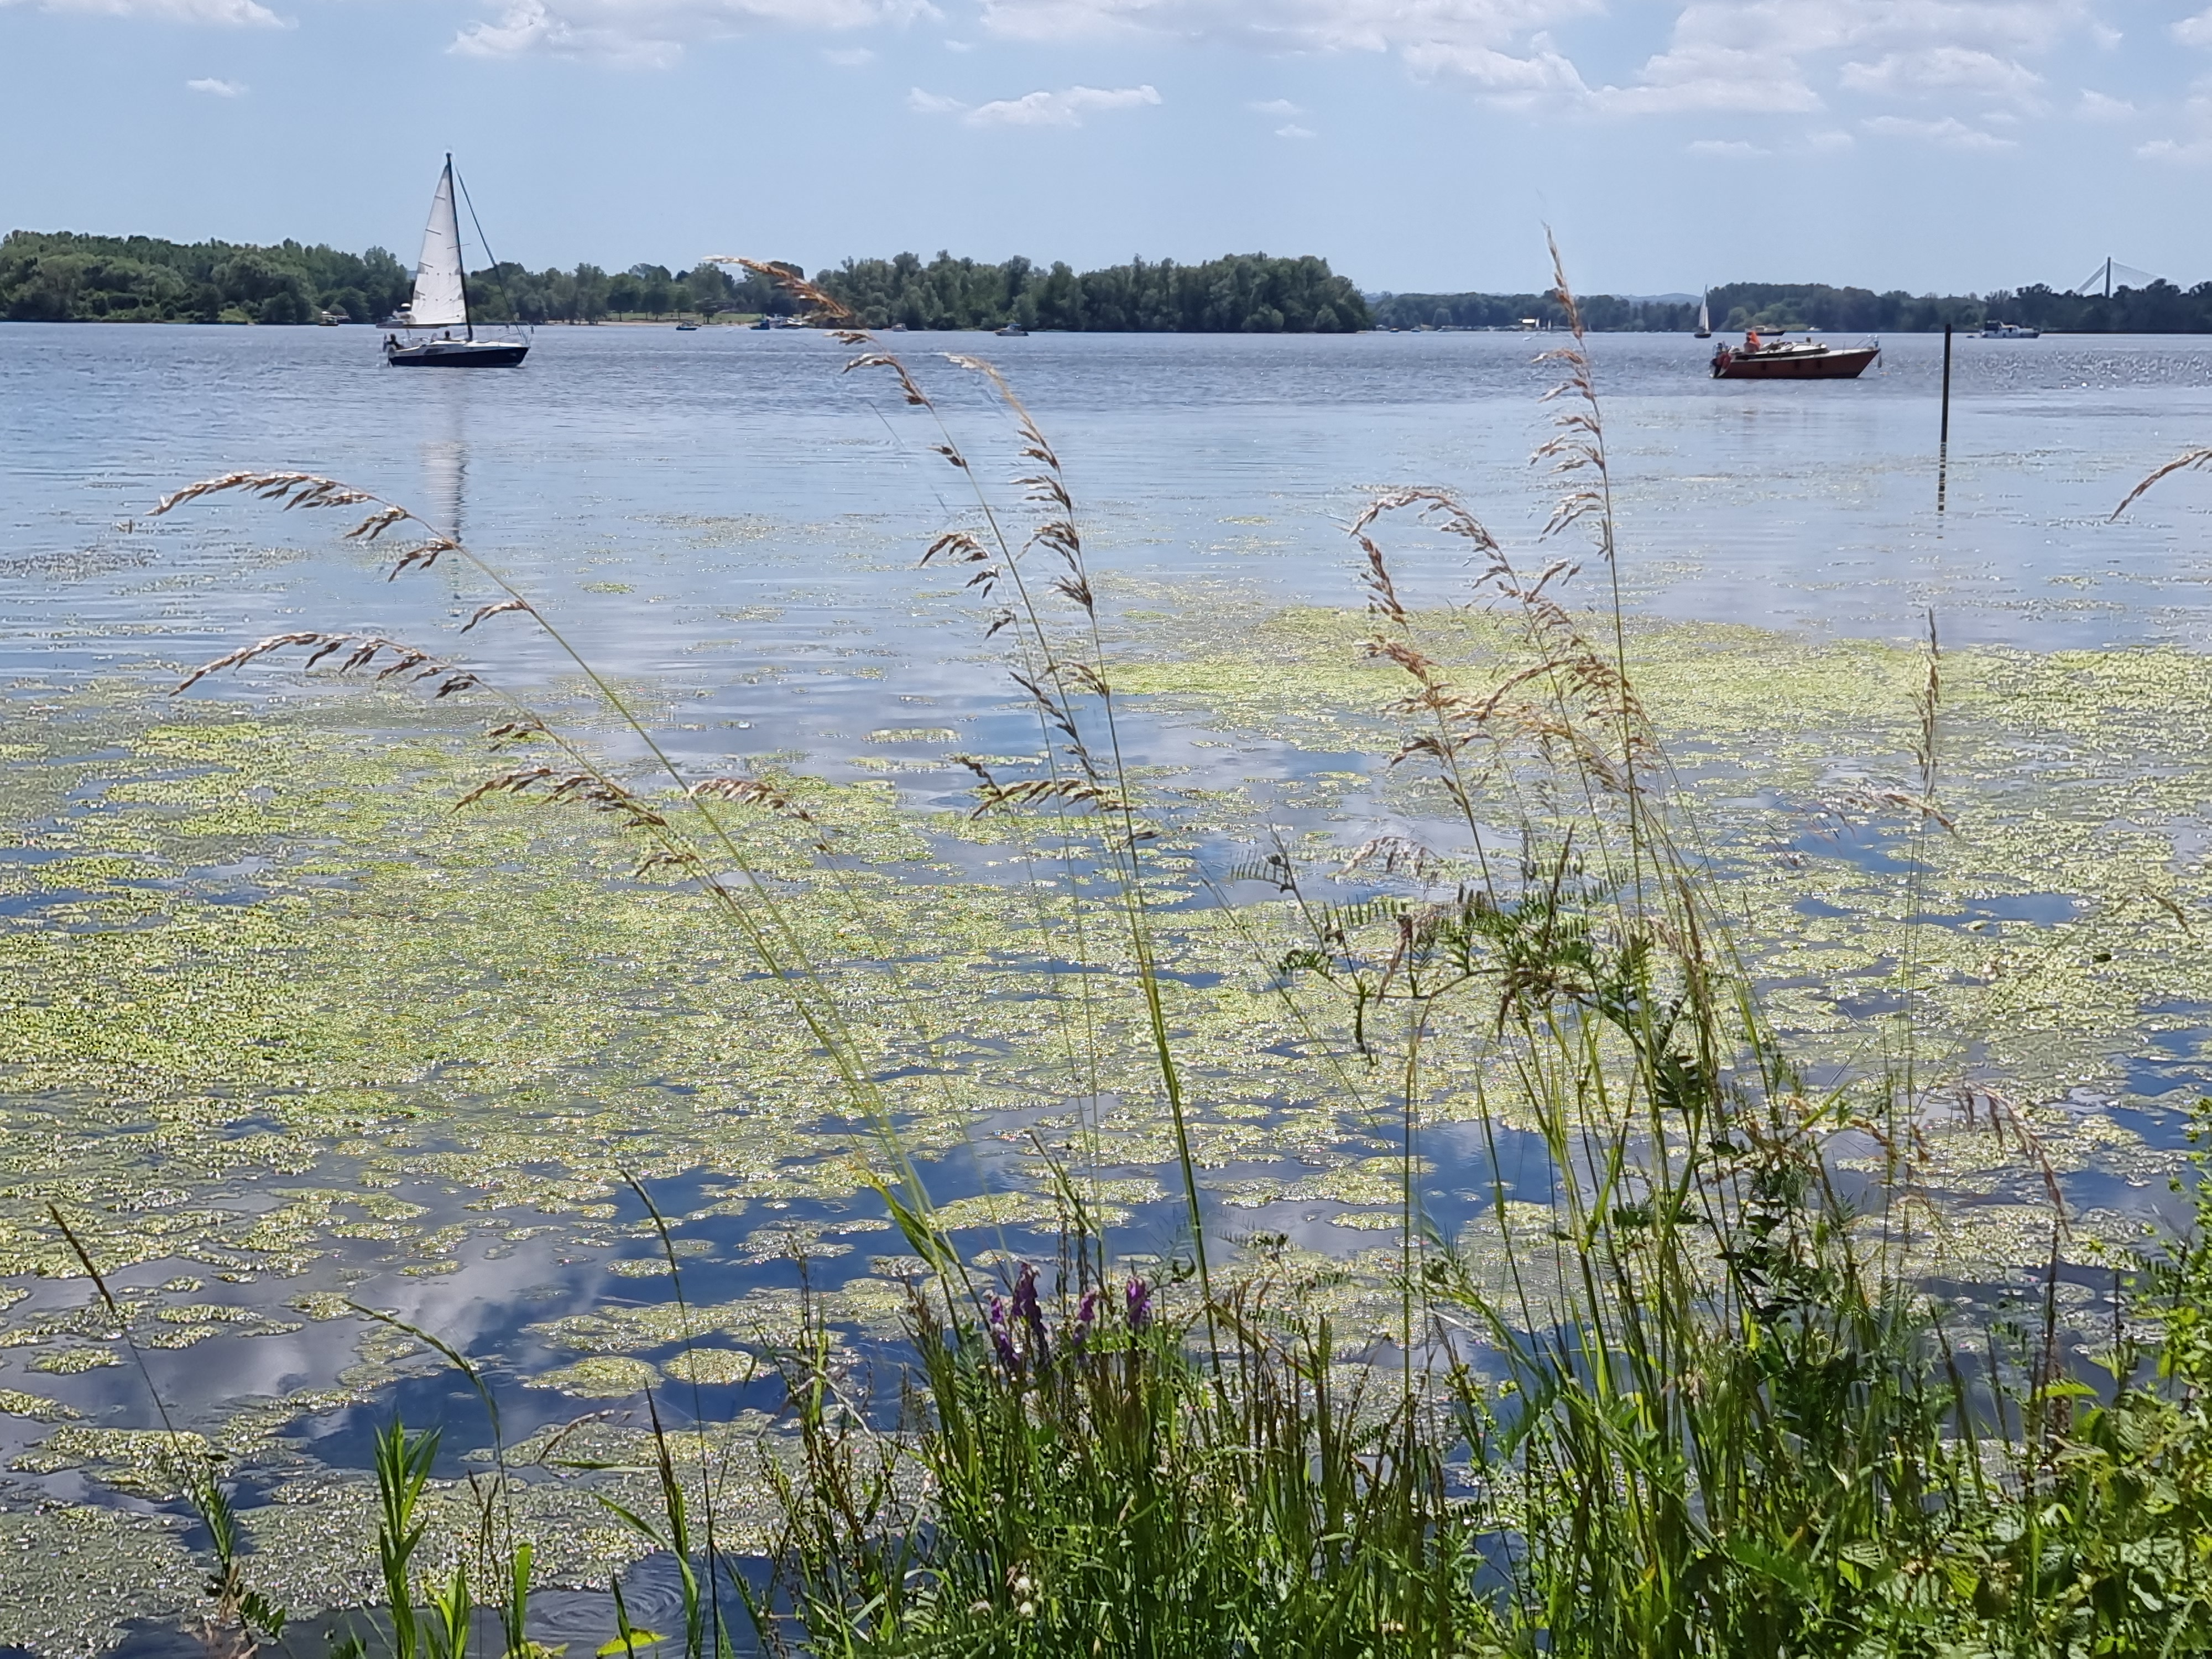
[1710,329,1879,380]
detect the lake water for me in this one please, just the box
[13,325,2212,692]
[7,322,2212,1655]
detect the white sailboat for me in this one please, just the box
[1694,291,1712,339]
[383,155,529,368]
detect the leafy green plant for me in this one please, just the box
[372,1420,438,1659]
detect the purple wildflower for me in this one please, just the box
[986,1294,1019,1373]
[1069,1289,1099,1351]
[1011,1263,1048,1358]
[1125,1275,1152,1333]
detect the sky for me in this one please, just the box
[4,0,2211,294]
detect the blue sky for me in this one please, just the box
[3,0,2208,293]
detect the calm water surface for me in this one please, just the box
[11,324,2212,697]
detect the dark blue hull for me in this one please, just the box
[385,339,529,368]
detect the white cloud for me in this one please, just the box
[1578,0,2093,119]
[6,0,284,24]
[976,0,1601,101]
[186,74,247,93]
[1839,46,2042,104]
[909,82,1162,126]
[1802,127,1855,150]
[410,0,2100,114]
[1686,136,1766,154]
[977,0,1575,52]
[1404,33,1592,103]
[452,0,936,64]
[2076,88,2134,119]
[1248,97,1303,115]
[1589,44,1818,114]
[1863,112,2016,149]
[2137,86,2212,158]
[823,43,873,62]
[2177,6,2212,47]
[967,82,1161,125]
[1276,121,1316,136]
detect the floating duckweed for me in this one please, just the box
[0,1503,196,1659]
[928,1193,1070,1231]
[1328,1211,1405,1232]
[660,1347,758,1385]
[5,604,2212,1629]
[0,1390,79,1422]
[27,1349,119,1375]
[526,1357,659,1398]
[13,1428,209,1498]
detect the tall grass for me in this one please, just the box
[113,251,2212,1658]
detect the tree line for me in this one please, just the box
[1369,290,1699,331]
[1,230,414,326]
[1,231,1369,333]
[0,231,792,326]
[812,252,1371,333]
[1371,279,2212,334]
[1698,280,2212,333]
[15,226,2212,334]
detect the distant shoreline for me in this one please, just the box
[11,227,2210,335]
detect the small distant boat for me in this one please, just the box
[1694,293,1712,340]
[995,324,1027,337]
[383,155,529,369]
[1981,321,2040,339]
[1710,330,1878,380]
[675,320,701,331]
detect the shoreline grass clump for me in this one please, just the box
[29,245,2212,1659]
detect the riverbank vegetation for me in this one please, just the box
[0,231,786,326]
[1,231,1365,334]
[1361,276,2212,334]
[809,251,1370,332]
[0,231,414,325]
[16,253,2212,1657]
[19,224,2212,336]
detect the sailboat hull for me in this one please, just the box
[385,339,529,368]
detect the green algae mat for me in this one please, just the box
[2,605,2210,1649]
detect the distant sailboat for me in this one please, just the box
[1694,291,1712,339]
[383,155,529,369]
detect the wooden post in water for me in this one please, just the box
[1937,322,1953,513]
[1940,322,1953,446]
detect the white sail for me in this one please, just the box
[1697,295,1710,333]
[406,159,469,330]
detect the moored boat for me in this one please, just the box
[1981,321,2040,339]
[1709,330,1878,380]
[384,155,529,369]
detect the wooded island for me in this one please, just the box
[7,228,2208,333]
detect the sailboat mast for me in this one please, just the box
[450,155,475,342]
